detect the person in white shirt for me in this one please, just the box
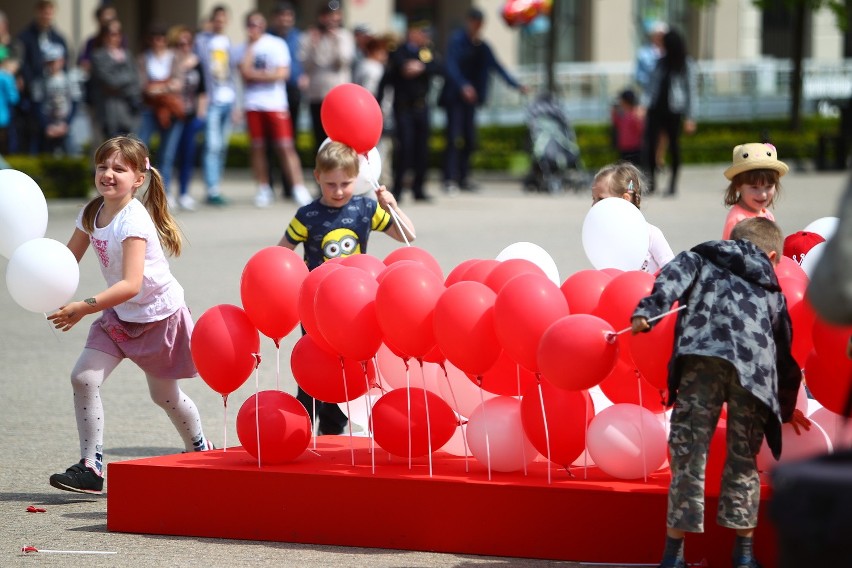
[591,161,675,273]
[235,11,311,207]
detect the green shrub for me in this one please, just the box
[4,155,90,199]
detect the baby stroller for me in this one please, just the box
[523,94,588,194]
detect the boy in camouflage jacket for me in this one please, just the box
[631,217,810,568]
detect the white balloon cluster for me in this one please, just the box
[1,170,79,313]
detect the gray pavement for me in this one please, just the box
[0,164,848,567]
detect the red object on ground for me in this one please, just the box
[107,437,778,567]
[26,506,46,513]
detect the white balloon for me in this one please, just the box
[495,241,560,285]
[466,396,539,472]
[756,421,833,472]
[798,241,826,278]
[586,403,668,479]
[0,169,49,258]
[319,137,381,197]
[808,407,852,449]
[355,147,382,196]
[6,238,80,313]
[803,216,839,241]
[582,198,650,271]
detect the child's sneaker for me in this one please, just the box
[49,461,104,494]
[733,558,762,568]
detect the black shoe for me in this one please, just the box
[414,195,434,203]
[49,460,104,494]
[459,180,480,192]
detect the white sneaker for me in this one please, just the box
[167,195,178,209]
[293,185,314,207]
[178,194,196,211]
[254,186,274,208]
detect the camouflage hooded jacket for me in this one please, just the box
[633,239,802,458]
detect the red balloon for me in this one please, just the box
[461,259,500,284]
[315,266,383,361]
[383,246,443,279]
[340,253,386,279]
[236,390,312,464]
[494,272,570,372]
[191,304,260,397]
[320,83,383,153]
[290,334,374,403]
[484,258,546,293]
[473,349,538,396]
[433,281,501,376]
[598,358,666,413]
[593,270,656,363]
[804,350,852,415]
[601,268,624,278]
[521,381,593,467]
[298,262,343,353]
[560,269,614,315]
[789,298,815,368]
[627,304,678,391]
[372,387,458,458]
[445,258,483,287]
[778,277,807,307]
[775,255,808,282]
[240,246,309,344]
[376,263,445,358]
[538,314,619,390]
[811,317,852,363]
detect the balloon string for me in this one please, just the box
[275,342,281,391]
[365,168,413,246]
[363,361,375,474]
[537,377,552,485]
[478,377,492,481]
[341,358,355,466]
[44,313,61,342]
[222,394,228,452]
[637,372,648,483]
[519,366,528,477]
[419,360,434,478]
[255,363,261,469]
[606,305,687,343]
[443,364,470,472]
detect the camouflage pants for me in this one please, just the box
[667,355,769,532]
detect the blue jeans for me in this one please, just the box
[138,110,183,193]
[203,101,233,195]
[176,116,204,196]
[442,101,477,186]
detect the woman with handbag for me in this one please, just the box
[137,23,184,208]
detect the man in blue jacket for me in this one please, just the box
[438,7,528,194]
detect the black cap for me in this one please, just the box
[467,7,484,22]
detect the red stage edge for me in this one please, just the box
[106,436,777,567]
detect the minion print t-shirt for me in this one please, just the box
[285,195,392,269]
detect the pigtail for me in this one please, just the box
[142,165,183,256]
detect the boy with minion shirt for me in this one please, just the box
[278,140,416,434]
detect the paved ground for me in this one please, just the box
[0,163,848,567]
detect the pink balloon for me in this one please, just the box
[494,272,570,372]
[560,269,614,315]
[376,263,445,358]
[434,361,498,418]
[756,421,833,472]
[775,255,809,282]
[433,281,501,376]
[466,396,539,472]
[315,266,382,361]
[586,403,668,479]
[538,314,619,391]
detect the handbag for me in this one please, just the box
[143,80,184,129]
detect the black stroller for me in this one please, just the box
[523,94,589,194]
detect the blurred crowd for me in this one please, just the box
[0,1,530,208]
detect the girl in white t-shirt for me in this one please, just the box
[47,136,212,494]
[591,162,675,273]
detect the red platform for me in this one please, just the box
[107,436,777,567]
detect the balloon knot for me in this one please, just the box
[252,353,262,368]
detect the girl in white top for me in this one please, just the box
[591,162,675,273]
[47,136,212,495]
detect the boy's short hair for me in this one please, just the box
[730,217,784,260]
[316,141,359,177]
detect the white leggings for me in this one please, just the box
[70,348,206,464]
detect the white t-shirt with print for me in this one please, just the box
[234,33,290,112]
[77,199,184,323]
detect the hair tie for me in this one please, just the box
[627,180,635,193]
[145,157,151,171]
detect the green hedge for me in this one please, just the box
[3,116,842,199]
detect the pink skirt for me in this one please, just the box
[85,307,198,380]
